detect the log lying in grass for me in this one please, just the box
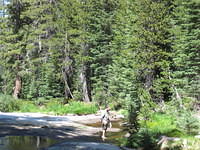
[158,136,181,145]
[158,136,181,150]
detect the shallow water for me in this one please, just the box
[86,120,127,145]
[0,120,127,150]
[0,136,59,150]
[85,120,122,128]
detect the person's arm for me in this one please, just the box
[101,115,104,123]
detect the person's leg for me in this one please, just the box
[102,123,108,139]
[102,129,106,139]
[101,123,108,139]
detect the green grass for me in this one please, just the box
[65,101,98,115]
[43,100,98,115]
[145,113,180,136]
[128,112,194,149]
[17,99,98,115]
[0,94,98,115]
[141,113,187,138]
[17,100,43,113]
[133,112,200,149]
[0,94,19,112]
[118,109,128,117]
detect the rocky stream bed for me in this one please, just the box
[0,112,131,150]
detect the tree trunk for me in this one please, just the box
[79,43,91,102]
[62,32,74,99]
[80,65,90,102]
[144,70,154,89]
[62,69,74,99]
[38,35,42,53]
[169,72,182,107]
[13,75,21,99]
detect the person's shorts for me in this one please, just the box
[102,120,109,130]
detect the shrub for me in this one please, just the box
[0,95,99,115]
[128,113,184,150]
[44,100,65,115]
[17,100,40,112]
[175,110,200,135]
[44,100,98,115]
[159,137,200,150]
[0,94,19,112]
[67,101,98,115]
[33,97,49,106]
[118,109,128,118]
[145,113,178,136]
[127,128,158,150]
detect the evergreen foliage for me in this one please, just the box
[173,0,200,100]
[133,0,174,103]
[0,0,199,149]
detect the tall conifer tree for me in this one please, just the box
[0,0,29,98]
[133,0,174,103]
[173,0,200,100]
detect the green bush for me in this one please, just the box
[145,113,178,136]
[17,100,40,112]
[44,100,66,115]
[0,95,98,115]
[44,100,98,115]
[69,101,98,115]
[127,128,158,150]
[128,113,184,150]
[33,97,49,106]
[175,110,200,135]
[0,94,19,112]
[118,109,128,118]
[158,137,200,150]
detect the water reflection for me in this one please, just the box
[85,120,128,145]
[85,120,123,129]
[0,136,58,150]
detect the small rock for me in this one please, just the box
[124,133,130,138]
[195,135,200,139]
[116,114,125,119]
[41,125,49,128]
[120,146,136,150]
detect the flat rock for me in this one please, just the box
[45,142,122,150]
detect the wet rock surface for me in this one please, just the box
[0,112,125,150]
[45,142,122,150]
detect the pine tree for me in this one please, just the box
[108,0,137,108]
[173,0,200,100]
[133,0,174,103]
[16,0,65,99]
[87,0,119,103]
[53,0,92,101]
[0,0,29,98]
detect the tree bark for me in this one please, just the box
[62,69,74,99]
[144,70,154,89]
[168,72,182,107]
[80,65,90,102]
[80,43,91,102]
[62,32,74,99]
[13,75,21,99]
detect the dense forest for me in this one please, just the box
[0,0,199,149]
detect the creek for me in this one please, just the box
[85,120,127,145]
[0,136,59,150]
[0,118,126,150]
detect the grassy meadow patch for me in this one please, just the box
[0,94,98,115]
